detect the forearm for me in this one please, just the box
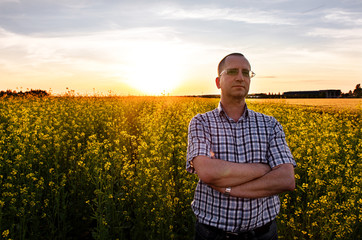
[192,155,271,187]
[212,164,295,198]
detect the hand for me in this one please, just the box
[210,150,215,159]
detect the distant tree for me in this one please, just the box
[27,89,49,97]
[0,89,49,97]
[353,84,362,98]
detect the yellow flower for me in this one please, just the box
[104,162,111,171]
[2,229,9,238]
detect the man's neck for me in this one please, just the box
[220,97,246,122]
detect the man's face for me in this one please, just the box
[216,55,251,100]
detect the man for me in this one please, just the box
[186,53,296,240]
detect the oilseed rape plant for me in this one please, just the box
[0,96,360,240]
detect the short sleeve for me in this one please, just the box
[267,120,296,169]
[186,115,212,173]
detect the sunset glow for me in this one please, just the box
[123,42,186,95]
[0,0,361,95]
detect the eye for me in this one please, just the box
[242,71,250,77]
[226,68,239,75]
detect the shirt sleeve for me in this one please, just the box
[267,119,297,169]
[186,115,212,173]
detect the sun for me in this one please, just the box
[124,43,185,95]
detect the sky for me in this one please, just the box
[0,0,361,96]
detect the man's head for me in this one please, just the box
[216,53,254,102]
[218,53,247,76]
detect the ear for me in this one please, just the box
[215,77,221,89]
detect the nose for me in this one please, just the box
[236,71,246,81]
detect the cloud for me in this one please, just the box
[323,9,362,26]
[258,76,277,78]
[0,0,20,3]
[54,0,99,9]
[307,27,362,39]
[303,8,362,55]
[157,6,295,25]
[0,26,218,78]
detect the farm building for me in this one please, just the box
[283,89,341,98]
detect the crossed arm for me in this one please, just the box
[192,156,295,199]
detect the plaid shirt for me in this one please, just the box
[186,103,296,232]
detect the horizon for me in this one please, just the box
[1,86,359,98]
[1,0,362,96]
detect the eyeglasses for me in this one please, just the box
[220,68,256,78]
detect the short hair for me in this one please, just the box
[217,53,246,76]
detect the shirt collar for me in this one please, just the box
[217,102,249,121]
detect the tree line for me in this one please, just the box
[1,84,361,98]
[342,84,362,98]
[0,89,49,97]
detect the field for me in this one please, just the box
[0,96,361,240]
[247,98,362,111]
